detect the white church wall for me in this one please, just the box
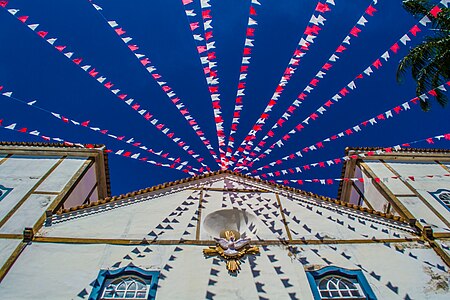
[0,155,61,221]
[301,242,449,299]
[199,191,286,240]
[279,194,414,241]
[0,239,21,271]
[359,168,392,213]
[363,161,412,195]
[383,161,450,231]
[436,239,450,259]
[0,241,447,300]
[0,194,57,234]
[35,157,87,193]
[38,189,196,240]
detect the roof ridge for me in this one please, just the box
[0,141,105,148]
[345,146,450,154]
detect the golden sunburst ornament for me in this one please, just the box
[203,230,259,273]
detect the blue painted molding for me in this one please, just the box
[306,266,377,300]
[88,266,159,300]
[429,189,450,212]
[0,184,13,201]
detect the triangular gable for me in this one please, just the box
[38,173,416,242]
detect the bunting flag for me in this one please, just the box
[182,0,226,167]
[228,0,337,167]
[0,85,198,173]
[235,6,441,169]
[244,82,450,174]
[1,3,211,170]
[254,132,450,179]
[224,0,262,166]
[88,1,221,167]
[273,173,450,186]
[237,0,379,167]
[0,116,197,175]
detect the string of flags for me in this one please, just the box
[88,0,222,167]
[228,0,337,166]
[237,0,379,167]
[224,0,263,165]
[242,81,450,174]
[0,116,198,175]
[253,132,450,179]
[0,0,449,180]
[0,84,196,171]
[237,3,445,168]
[182,0,226,167]
[273,173,450,186]
[0,1,210,171]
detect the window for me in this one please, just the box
[306,266,376,300]
[317,276,364,299]
[429,189,450,211]
[101,276,149,299]
[89,266,159,300]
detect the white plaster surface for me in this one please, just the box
[300,243,449,299]
[279,194,414,240]
[0,238,21,270]
[361,169,393,213]
[1,242,448,300]
[38,176,415,242]
[0,194,56,234]
[401,196,450,233]
[0,156,60,221]
[38,189,197,240]
[436,239,450,259]
[36,157,87,192]
[364,161,412,194]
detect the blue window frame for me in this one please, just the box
[306,266,376,300]
[429,189,450,212]
[89,266,159,300]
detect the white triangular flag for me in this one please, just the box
[28,24,39,31]
[357,16,368,26]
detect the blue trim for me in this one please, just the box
[0,184,13,201]
[306,266,377,300]
[429,189,450,212]
[88,266,159,300]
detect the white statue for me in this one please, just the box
[214,235,251,257]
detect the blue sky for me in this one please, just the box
[0,0,449,197]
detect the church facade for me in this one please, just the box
[0,142,449,299]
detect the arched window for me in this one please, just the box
[317,276,364,299]
[101,276,149,299]
[89,266,159,300]
[306,266,377,300]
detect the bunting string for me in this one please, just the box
[182,0,226,167]
[224,0,262,165]
[243,81,450,174]
[88,0,222,167]
[255,132,450,179]
[273,173,450,186]
[237,5,444,169]
[0,116,197,175]
[0,85,200,173]
[235,0,379,167]
[0,2,211,170]
[228,0,337,167]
